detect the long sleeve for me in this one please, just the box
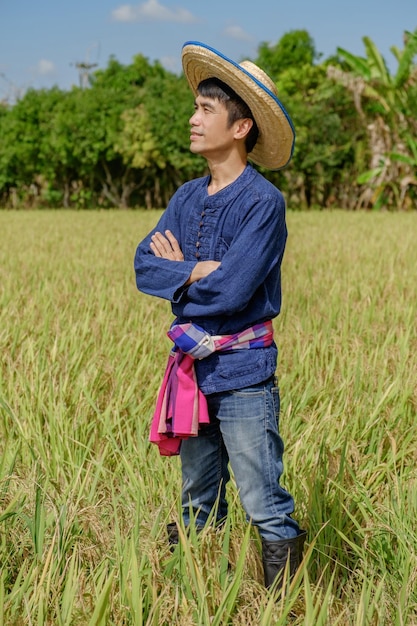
[134,193,197,302]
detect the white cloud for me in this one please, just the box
[223,25,254,42]
[112,0,197,23]
[112,4,137,21]
[36,59,55,75]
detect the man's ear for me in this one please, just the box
[234,117,253,140]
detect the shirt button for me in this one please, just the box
[195,251,201,259]
[196,241,201,248]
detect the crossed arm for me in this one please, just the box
[150,229,220,285]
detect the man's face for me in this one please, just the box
[189,94,237,159]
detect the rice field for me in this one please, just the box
[0,208,416,625]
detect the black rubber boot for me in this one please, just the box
[261,530,307,589]
[167,522,180,550]
[166,522,206,550]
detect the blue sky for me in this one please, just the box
[1,0,415,101]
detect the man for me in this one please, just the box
[134,41,306,589]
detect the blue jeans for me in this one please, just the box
[180,377,300,541]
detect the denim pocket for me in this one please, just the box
[271,385,280,424]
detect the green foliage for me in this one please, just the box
[331,28,417,209]
[0,87,63,191]
[142,71,207,188]
[256,30,319,80]
[0,29,416,209]
[115,105,163,169]
[393,29,417,89]
[93,52,166,90]
[265,63,362,208]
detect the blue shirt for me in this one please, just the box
[134,164,287,394]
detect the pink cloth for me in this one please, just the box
[150,320,274,456]
[149,350,210,456]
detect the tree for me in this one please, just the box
[1,30,415,210]
[256,30,319,81]
[140,71,207,204]
[0,87,65,205]
[255,31,360,209]
[47,54,168,208]
[328,29,417,209]
[113,104,164,208]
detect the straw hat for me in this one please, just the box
[181,41,295,170]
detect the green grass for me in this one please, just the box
[0,209,416,625]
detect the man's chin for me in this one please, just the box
[189,143,203,156]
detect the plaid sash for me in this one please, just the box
[150,320,273,456]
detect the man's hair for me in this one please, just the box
[197,78,259,154]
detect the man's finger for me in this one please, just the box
[150,232,168,256]
[150,231,183,261]
[165,230,184,260]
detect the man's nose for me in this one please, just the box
[189,111,200,125]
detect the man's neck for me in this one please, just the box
[206,159,247,196]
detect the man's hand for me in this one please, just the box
[150,230,184,261]
[186,261,220,285]
[150,229,220,284]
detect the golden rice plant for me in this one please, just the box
[0,209,416,625]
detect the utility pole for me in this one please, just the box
[73,43,100,88]
[74,62,98,89]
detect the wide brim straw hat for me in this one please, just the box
[181,41,295,170]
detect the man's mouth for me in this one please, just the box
[190,130,201,140]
